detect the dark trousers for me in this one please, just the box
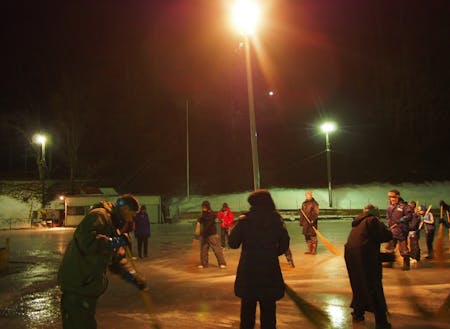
[220,227,229,248]
[386,238,409,257]
[240,298,276,329]
[61,292,98,329]
[200,234,226,267]
[409,231,420,261]
[425,230,435,256]
[136,236,149,258]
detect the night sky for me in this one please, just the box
[1,0,449,197]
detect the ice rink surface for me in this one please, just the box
[0,220,449,329]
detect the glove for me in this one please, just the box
[123,271,147,290]
[110,234,128,250]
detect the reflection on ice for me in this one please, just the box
[0,287,60,328]
[324,297,346,329]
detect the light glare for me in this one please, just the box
[321,122,337,133]
[33,134,47,145]
[231,0,260,35]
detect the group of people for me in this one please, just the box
[385,189,447,270]
[57,190,448,329]
[344,189,450,329]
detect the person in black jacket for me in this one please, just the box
[344,203,393,329]
[408,201,421,263]
[229,189,290,329]
[197,200,227,269]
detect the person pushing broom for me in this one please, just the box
[299,191,320,255]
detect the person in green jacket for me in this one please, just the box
[58,194,146,329]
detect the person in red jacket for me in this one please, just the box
[217,202,234,248]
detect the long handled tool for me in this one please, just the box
[284,284,331,328]
[418,205,432,230]
[434,210,447,263]
[300,209,341,256]
[191,222,201,265]
[124,245,162,329]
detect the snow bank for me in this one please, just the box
[168,181,450,217]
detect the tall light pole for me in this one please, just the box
[320,122,336,208]
[33,133,47,207]
[186,99,190,201]
[232,0,261,190]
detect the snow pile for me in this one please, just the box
[168,181,450,218]
[1,180,449,228]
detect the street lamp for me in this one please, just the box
[320,122,337,208]
[231,0,261,190]
[33,133,47,207]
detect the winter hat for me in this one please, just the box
[387,189,400,197]
[248,189,276,211]
[363,203,379,216]
[116,194,140,211]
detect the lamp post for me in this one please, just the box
[33,133,47,207]
[186,99,190,201]
[320,122,336,208]
[232,0,261,190]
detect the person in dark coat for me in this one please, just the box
[385,189,412,270]
[299,190,320,254]
[344,203,393,329]
[408,201,421,262]
[197,200,227,269]
[58,194,146,329]
[133,205,151,258]
[229,189,290,329]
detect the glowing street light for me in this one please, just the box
[231,0,262,190]
[33,133,48,207]
[320,122,337,208]
[231,0,260,36]
[33,134,47,166]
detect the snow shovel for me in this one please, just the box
[300,209,341,256]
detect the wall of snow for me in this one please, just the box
[168,181,450,218]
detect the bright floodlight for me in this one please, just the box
[231,0,260,36]
[33,133,47,145]
[321,122,337,133]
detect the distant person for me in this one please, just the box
[217,202,234,248]
[58,194,147,329]
[299,190,319,255]
[419,205,435,259]
[385,189,412,270]
[439,200,450,228]
[229,189,290,329]
[408,201,421,263]
[345,203,393,329]
[197,200,227,269]
[133,205,151,258]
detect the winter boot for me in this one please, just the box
[402,256,410,271]
[310,242,317,255]
[304,241,312,254]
